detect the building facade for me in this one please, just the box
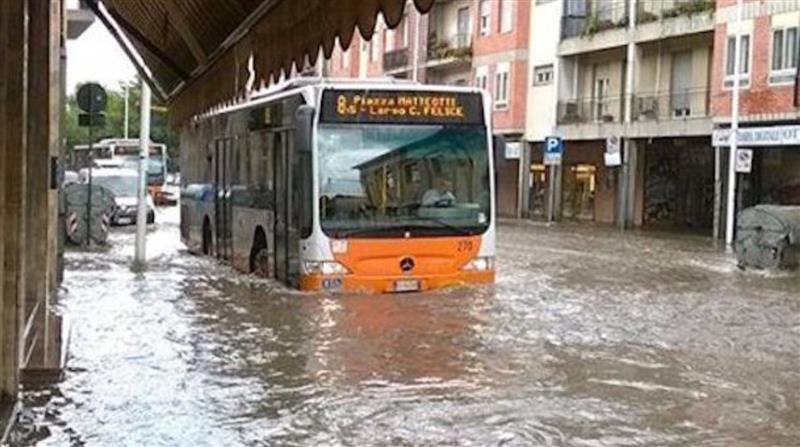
[710,0,800,234]
[519,0,717,234]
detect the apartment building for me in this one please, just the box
[523,0,717,233]
[711,0,800,232]
[473,0,531,216]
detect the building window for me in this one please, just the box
[771,26,798,84]
[725,34,750,87]
[475,66,489,90]
[500,0,513,33]
[495,63,510,108]
[479,0,491,36]
[533,64,554,86]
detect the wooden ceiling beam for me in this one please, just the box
[164,0,208,65]
[92,0,191,81]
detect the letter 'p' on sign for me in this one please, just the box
[544,136,563,166]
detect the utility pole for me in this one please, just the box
[123,83,129,139]
[726,0,744,246]
[135,80,151,267]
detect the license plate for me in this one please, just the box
[117,217,132,225]
[394,279,420,293]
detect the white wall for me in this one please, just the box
[525,0,561,142]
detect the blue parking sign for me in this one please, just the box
[544,136,563,165]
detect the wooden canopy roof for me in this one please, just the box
[90,0,435,126]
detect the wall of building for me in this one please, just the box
[711,4,800,120]
[525,0,561,142]
[472,0,530,135]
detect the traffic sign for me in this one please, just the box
[77,83,107,114]
[735,148,753,173]
[543,136,563,166]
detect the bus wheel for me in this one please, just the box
[202,218,212,256]
[250,227,269,278]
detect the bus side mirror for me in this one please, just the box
[295,105,315,153]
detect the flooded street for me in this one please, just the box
[10,209,800,446]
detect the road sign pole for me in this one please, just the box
[135,81,151,268]
[86,123,93,247]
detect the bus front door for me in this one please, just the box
[214,139,233,261]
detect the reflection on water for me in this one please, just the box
[9,211,800,446]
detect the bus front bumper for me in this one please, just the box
[299,270,494,294]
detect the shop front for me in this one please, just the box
[713,125,800,222]
[641,137,715,233]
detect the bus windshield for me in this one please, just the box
[318,124,491,238]
[116,150,166,186]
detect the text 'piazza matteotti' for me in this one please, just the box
[336,94,466,119]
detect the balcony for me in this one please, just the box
[557,95,625,126]
[383,48,410,73]
[633,89,710,121]
[426,33,472,68]
[67,1,95,40]
[561,1,629,40]
[559,0,714,55]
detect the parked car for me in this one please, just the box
[158,173,181,206]
[80,168,156,225]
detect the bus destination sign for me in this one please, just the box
[321,90,484,125]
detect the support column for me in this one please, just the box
[24,0,62,373]
[624,139,640,227]
[517,142,531,219]
[1,0,29,404]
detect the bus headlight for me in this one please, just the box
[461,256,495,272]
[302,260,350,275]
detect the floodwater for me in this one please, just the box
[9,209,800,446]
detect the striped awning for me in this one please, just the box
[93,0,435,126]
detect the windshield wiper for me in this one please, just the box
[410,217,475,236]
[335,226,407,238]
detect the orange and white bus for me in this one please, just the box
[180,78,498,293]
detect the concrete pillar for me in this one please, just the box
[24,0,62,372]
[0,0,29,404]
[624,139,639,227]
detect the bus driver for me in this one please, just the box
[421,178,456,208]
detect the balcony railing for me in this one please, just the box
[557,95,625,125]
[561,1,629,39]
[556,89,709,125]
[560,0,714,39]
[633,89,710,121]
[427,33,472,62]
[383,48,410,72]
[637,0,714,24]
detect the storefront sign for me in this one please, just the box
[505,142,522,160]
[713,125,800,147]
[735,148,753,173]
[543,136,563,166]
